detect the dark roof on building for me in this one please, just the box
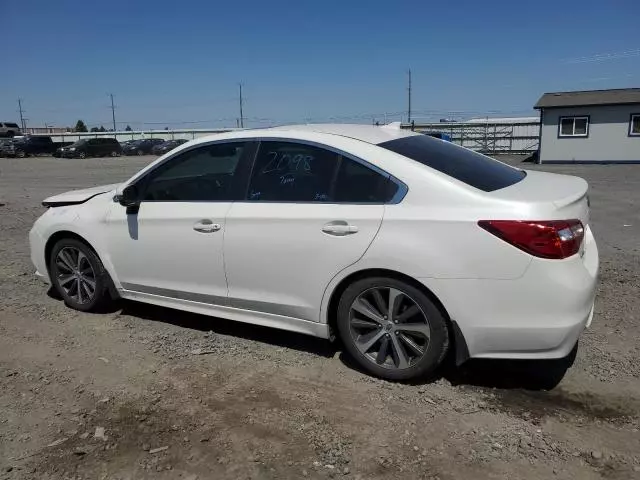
[534,88,640,109]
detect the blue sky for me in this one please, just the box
[1,0,639,129]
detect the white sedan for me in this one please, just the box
[29,124,598,384]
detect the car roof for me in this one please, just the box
[265,123,417,144]
[192,123,419,146]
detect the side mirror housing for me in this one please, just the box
[118,185,140,207]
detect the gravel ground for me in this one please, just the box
[0,155,639,480]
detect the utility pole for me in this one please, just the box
[18,99,25,130]
[109,94,117,132]
[238,83,244,128]
[407,69,412,124]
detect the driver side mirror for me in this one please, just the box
[119,185,140,208]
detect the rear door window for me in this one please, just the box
[379,135,526,192]
[333,158,397,203]
[246,142,339,202]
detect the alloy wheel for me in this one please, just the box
[349,287,431,370]
[55,247,97,305]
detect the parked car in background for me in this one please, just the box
[54,138,122,158]
[151,139,189,155]
[122,138,165,156]
[0,135,55,157]
[0,138,15,154]
[0,122,22,137]
[30,124,598,387]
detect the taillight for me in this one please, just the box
[478,220,585,259]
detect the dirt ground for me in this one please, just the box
[0,155,639,480]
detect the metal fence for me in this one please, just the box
[403,120,541,154]
[37,120,541,154]
[44,128,236,144]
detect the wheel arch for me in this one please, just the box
[325,268,469,365]
[44,230,119,299]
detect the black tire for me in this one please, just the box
[78,151,86,159]
[137,149,144,156]
[110,150,118,157]
[16,150,26,158]
[337,277,449,381]
[49,238,111,312]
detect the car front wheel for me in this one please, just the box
[49,238,112,312]
[337,277,449,381]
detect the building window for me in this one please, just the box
[558,116,589,137]
[630,114,640,136]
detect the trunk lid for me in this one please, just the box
[489,170,590,227]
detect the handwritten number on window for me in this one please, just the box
[261,151,314,175]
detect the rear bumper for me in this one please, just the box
[421,226,599,360]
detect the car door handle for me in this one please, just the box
[193,220,221,233]
[322,222,358,236]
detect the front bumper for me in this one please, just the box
[422,226,599,360]
[29,223,51,284]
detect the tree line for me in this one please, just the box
[73,120,132,132]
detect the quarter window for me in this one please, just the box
[630,114,640,136]
[142,142,246,201]
[559,116,589,137]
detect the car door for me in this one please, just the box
[105,140,254,304]
[86,139,98,156]
[224,140,398,323]
[100,139,110,155]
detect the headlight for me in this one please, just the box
[69,147,76,151]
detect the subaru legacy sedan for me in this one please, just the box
[29,124,598,385]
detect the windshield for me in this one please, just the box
[71,140,88,146]
[378,135,526,192]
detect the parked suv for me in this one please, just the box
[0,122,22,138]
[0,136,54,157]
[122,138,165,156]
[54,138,122,158]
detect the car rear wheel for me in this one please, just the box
[337,277,449,381]
[110,150,118,157]
[49,238,111,312]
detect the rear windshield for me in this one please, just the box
[379,135,526,192]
